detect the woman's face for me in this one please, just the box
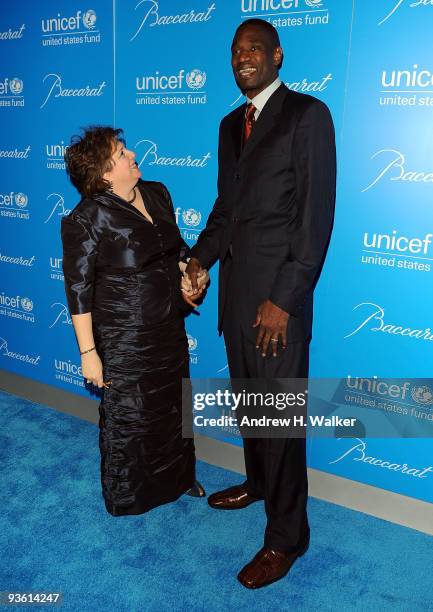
[103,140,141,189]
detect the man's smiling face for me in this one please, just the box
[231,24,282,99]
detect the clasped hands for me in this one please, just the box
[180,259,209,307]
[184,258,289,357]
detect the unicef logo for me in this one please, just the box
[182,208,202,227]
[187,334,198,352]
[305,0,323,7]
[21,298,33,312]
[186,69,206,90]
[411,385,433,406]
[10,78,24,95]
[83,9,97,30]
[15,193,28,208]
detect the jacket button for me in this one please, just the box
[234,173,240,181]
[233,216,239,223]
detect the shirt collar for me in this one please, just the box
[246,78,282,114]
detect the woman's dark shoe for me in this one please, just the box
[185,480,206,497]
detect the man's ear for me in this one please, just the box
[274,46,283,69]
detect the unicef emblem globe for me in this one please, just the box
[187,334,198,352]
[411,385,433,406]
[305,0,323,7]
[10,78,23,95]
[15,193,28,208]
[83,10,97,30]
[182,208,202,227]
[186,70,206,90]
[21,298,33,312]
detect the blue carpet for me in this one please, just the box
[0,390,432,612]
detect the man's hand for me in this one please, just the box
[253,300,289,357]
[185,257,203,294]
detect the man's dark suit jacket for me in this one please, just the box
[191,83,336,342]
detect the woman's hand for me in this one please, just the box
[181,285,205,308]
[81,351,104,388]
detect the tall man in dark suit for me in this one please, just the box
[186,19,336,589]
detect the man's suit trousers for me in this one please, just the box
[222,259,310,553]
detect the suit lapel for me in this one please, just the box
[229,104,246,160]
[240,84,289,161]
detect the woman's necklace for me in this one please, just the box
[127,187,137,205]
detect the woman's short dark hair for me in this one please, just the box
[64,126,124,197]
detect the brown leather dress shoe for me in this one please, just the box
[207,484,261,510]
[237,542,309,589]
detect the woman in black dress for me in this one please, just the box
[61,126,205,516]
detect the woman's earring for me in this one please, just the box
[107,180,114,192]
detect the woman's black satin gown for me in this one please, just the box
[61,180,195,515]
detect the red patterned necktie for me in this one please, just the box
[243,103,256,146]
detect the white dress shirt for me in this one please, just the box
[246,77,282,120]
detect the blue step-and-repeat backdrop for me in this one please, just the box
[1,1,432,504]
